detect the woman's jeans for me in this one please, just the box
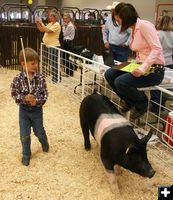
[105,67,164,111]
[49,46,61,82]
[150,64,173,111]
[109,44,129,62]
[19,105,48,158]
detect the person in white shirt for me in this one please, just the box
[62,14,75,76]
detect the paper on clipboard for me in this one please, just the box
[120,63,141,72]
[114,62,154,75]
[113,62,141,71]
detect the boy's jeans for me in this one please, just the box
[19,105,48,158]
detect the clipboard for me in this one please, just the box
[113,62,155,75]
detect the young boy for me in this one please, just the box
[11,48,49,166]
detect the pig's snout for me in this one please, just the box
[140,167,156,178]
[148,168,155,178]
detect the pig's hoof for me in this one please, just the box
[115,169,122,175]
[110,183,121,197]
[111,188,122,199]
[114,166,122,175]
[85,147,91,151]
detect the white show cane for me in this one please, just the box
[20,36,31,93]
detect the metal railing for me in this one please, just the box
[40,43,173,178]
[0,24,106,70]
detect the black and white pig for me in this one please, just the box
[79,92,155,195]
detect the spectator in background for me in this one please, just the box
[88,12,99,25]
[156,15,163,29]
[150,15,173,112]
[103,13,109,22]
[62,14,75,76]
[103,1,131,62]
[104,2,165,120]
[36,9,61,83]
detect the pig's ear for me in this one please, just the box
[125,144,136,155]
[140,129,153,144]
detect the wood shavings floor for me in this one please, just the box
[0,69,172,200]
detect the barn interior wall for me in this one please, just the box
[156,0,173,18]
[1,0,173,23]
[45,0,62,8]
[61,0,157,23]
[0,0,45,5]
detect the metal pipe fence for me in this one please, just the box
[0,24,105,70]
[0,24,43,70]
[40,43,173,178]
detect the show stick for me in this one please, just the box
[20,36,31,93]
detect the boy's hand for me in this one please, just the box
[25,94,36,106]
[30,98,36,106]
[25,94,33,101]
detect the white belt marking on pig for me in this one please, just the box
[94,113,130,145]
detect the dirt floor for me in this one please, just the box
[0,68,173,200]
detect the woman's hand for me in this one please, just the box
[121,43,127,47]
[36,17,42,24]
[105,42,110,49]
[131,68,143,77]
[61,22,67,27]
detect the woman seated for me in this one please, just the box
[104,3,165,120]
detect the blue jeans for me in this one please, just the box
[19,105,48,158]
[104,68,164,111]
[49,46,61,82]
[63,41,74,76]
[109,45,129,62]
[150,64,173,111]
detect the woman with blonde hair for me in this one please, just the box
[36,9,61,83]
[62,13,75,76]
[150,15,173,112]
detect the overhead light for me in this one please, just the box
[28,0,32,5]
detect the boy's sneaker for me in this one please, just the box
[41,142,49,152]
[22,157,30,166]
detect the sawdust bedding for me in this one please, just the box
[0,68,173,200]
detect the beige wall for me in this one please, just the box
[156,0,173,17]
[61,0,157,23]
[2,0,173,23]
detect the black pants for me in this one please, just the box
[63,40,74,76]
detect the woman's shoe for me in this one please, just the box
[130,107,147,120]
[119,100,132,113]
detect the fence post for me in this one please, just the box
[58,47,61,83]
[40,43,43,74]
[81,60,86,100]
